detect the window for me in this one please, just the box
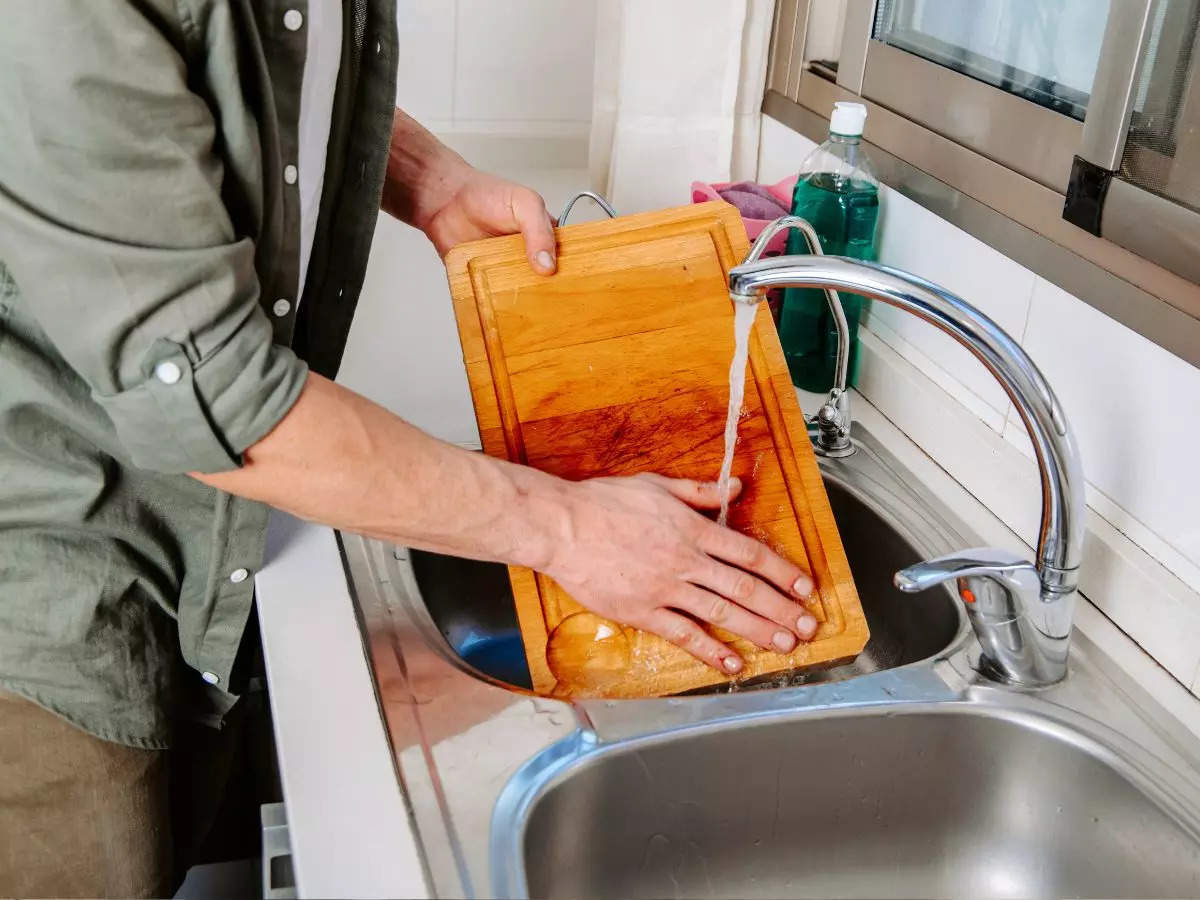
[874,0,1110,121]
[764,0,1200,366]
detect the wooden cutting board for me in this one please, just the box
[444,201,867,698]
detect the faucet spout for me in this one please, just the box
[730,250,1085,685]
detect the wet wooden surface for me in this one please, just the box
[445,202,868,697]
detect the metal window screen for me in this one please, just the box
[1119,0,1200,212]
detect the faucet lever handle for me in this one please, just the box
[895,548,1065,685]
[894,548,1041,623]
[895,547,1036,593]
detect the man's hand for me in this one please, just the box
[381,108,557,274]
[545,473,818,674]
[420,167,558,271]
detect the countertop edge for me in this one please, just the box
[256,512,429,900]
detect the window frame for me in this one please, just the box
[764,0,1200,367]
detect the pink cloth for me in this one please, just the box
[691,176,798,253]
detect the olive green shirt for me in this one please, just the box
[0,0,397,748]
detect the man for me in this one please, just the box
[0,3,819,895]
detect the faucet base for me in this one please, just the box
[808,388,855,457]
[812,441,857,459]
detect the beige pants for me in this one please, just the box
[0,692,171,898]
[0,688,267,899]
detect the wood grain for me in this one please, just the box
[445,201,868,698]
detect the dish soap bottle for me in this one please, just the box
[778,101,880,391]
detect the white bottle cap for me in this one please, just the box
[830,101,868,136]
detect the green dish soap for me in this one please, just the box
[778,101,880,392]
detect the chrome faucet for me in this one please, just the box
[728,220,1085,687]
[741,216,856,457]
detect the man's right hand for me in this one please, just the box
[543,473,818,674]
[193,374,818,676]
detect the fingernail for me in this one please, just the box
[536,250,554,271]
[722,655,743,673]
[796,614,819,640]
[792,576,813,597]
[772,630,796,652]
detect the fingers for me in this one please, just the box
[640,473,816,637]
[698,521,815,603]
[671,585,799,653]
[647,474,742,510]
[690,561,818,642]
[640,609,743,674]
[508,186,557,275]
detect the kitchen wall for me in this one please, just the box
[392,0,597,137]
[337,1,598,446]
[758,114,1200,698]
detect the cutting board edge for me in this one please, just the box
[444,200,748,277]
[444,201,871,699]
[554,637,872,699]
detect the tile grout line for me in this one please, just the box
[1005,272,1041,437]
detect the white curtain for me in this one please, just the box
[589,0,775,214]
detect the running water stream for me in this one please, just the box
[717,301,757,527]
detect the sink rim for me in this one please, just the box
[493,692,1200,899]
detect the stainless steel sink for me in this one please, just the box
[342,418,1200,899]
[409,467,964,691]
[518,706,1200,899]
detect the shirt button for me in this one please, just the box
[272,298,292,318]
[283,164,298,185]
[229,567,249,584]
[283,8,303,31]
[153,361,182,385]
[201,671,220,685]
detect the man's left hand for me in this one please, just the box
[420,168,557,273]
[381,109,557,274]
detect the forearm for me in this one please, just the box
[193,374,817,674]
[379,107,468,227]
[191,372,565,570]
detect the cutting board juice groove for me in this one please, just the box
[445,202,868,699]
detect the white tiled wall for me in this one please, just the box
[872,193,1035,431]
[1017,278,1200,576]
[394,0,597,136]
[338,156,593,447]
[337,5,599,443]
[759,114,1200,692]
[393,0,456,122]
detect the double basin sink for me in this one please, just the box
[343,422,1200,898]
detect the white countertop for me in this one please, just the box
[256,515,429,899]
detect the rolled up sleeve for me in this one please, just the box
[0,2,307,474]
